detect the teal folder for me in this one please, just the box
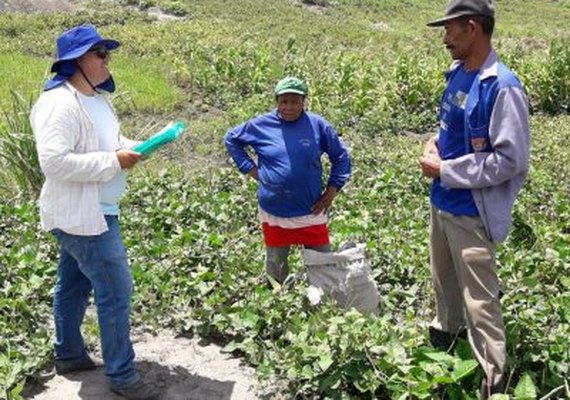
[132,121,186,156]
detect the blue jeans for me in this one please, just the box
[52,215,139,388]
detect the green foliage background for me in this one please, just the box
[0,0,568,399]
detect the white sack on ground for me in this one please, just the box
[303,243,379,314]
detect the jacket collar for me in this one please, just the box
[446,49,499,81]
[479,50,498,80]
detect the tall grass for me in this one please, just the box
[529,40,570,114]
[502,39,570,115]
[111,55,183,114]
[0,91,42,200]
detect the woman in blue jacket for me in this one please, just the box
[224,77,352,283]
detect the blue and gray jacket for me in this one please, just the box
[437,50,530,243]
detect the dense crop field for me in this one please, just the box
[0,0,568,399]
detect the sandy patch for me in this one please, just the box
[23,331,260,400]
[147,7,185,22]
[0,0,74,12]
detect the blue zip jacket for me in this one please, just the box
[224,110,351,217]
[437,51,530,243]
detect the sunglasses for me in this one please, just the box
[89,46,110,59]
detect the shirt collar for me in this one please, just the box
[446,49,499,81]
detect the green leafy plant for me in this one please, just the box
[0,1,568,398]
[0,90,42,199]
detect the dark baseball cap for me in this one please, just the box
[427,0,494,27]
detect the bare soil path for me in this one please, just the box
[0,0,74,12]
[23,331,260,400]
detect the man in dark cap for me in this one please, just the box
[419,1,530,398]
[30,24,158,400]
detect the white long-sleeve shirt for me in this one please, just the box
[31,82,134,235]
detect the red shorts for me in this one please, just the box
[261,223,330,247]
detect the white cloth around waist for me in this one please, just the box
[258,207,327,229]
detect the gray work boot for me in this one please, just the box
[428,326,467,352]
[111,378,161,400]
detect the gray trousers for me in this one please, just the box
[429,206,506,387]
[265,244,331,283]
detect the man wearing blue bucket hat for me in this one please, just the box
[30,25,159,400]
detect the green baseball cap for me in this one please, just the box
[274,76,308,96]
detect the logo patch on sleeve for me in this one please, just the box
[471,137,487,151]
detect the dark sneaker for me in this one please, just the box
[428,326,467,352]
[480,377,505,400]
[55,353,103,374]
[111,378,161,400]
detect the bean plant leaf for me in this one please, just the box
[432,375,455,384]
[319,370,342,390]
[223,340,239,353]
[454,339,473,361]
[452,359,478,381]
[9,379,25,399]
[514,373,537,400]
[423,351,455,366]
[317,354,334,372]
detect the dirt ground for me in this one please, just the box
[0,0,74,12]
[22,330,261,400]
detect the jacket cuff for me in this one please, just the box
[239,161,255,175]
[439,160,451,188]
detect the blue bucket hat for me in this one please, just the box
[45,24,120,92]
